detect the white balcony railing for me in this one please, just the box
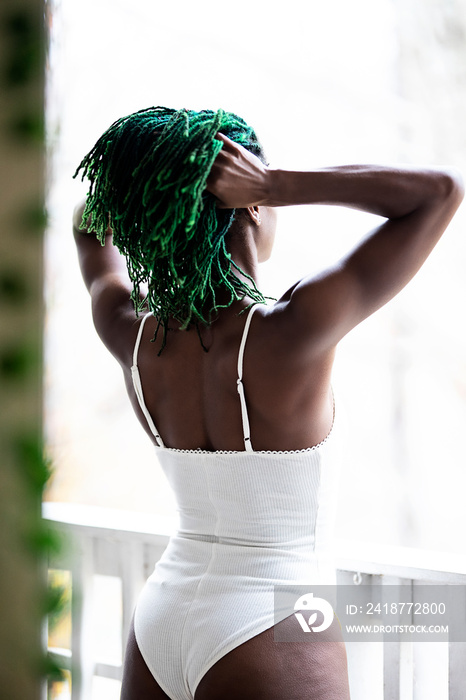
[43,502,466,700]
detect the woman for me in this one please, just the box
[73,107,463,700]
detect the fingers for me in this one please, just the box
[207,132,268,208]
[213,132,229,144]
[213,132,240,153]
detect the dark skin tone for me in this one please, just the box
[74,135,463,699]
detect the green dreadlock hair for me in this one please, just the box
[73,106,269,350]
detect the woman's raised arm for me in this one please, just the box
[73,199,140,366]
[207,134,464,356]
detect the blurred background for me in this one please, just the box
[44,0,466,553]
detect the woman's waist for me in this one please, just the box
[175,528,318,548]
[174,506,336,548]
[151,533,336,586]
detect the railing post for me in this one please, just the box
[380,576,409,700]
[448,642,466,700]
[119,539,146,654]
[383,640,401,700]
[413,642,448,700]
[71,535,94,700]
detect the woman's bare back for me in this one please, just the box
[122,301,335,453]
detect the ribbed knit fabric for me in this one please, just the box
[132,308,341,700]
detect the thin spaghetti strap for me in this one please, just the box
[131,313,165,448]
[132,311,151,367]
[237,305,259,452]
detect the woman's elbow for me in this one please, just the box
[434,167,465,207]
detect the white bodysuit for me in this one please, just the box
[132,305,341,700]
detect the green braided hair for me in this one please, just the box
[73,106,269,351]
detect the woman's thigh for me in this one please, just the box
[120,619,172,700]
[194,613,350,700]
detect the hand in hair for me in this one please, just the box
[206,133,270,209]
